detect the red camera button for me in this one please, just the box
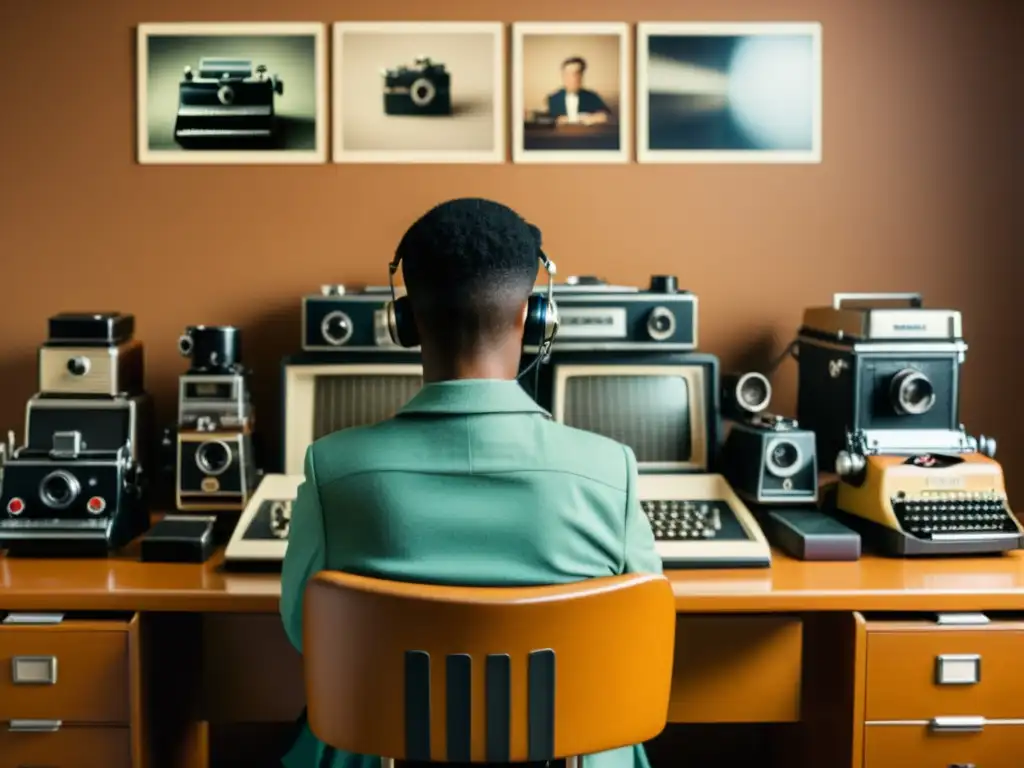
[7,498,25,515]
[86,496,107,514]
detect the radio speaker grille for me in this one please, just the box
[313,374,423,440]
[563,375,691,464]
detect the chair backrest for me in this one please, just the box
[303,572,675,763]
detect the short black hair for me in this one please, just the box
[397,198,539,352]
[561,56,587,72]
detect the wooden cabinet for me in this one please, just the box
[862,616,1024,768]
[0,613,141,767]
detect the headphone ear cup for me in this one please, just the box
[387,296,419,348]
[525,294,553,349]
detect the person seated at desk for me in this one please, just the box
[547,56,611,126]
[280,198,661,768]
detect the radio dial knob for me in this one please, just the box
[646,306,676,341]
[67,356,90,376]
[321,311,353,346]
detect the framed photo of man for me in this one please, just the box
[637,22,823,164]
[512,22,630,164]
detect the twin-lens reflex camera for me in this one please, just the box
[795,292,1022,556]
[0,313,153,555]
[163,325,258,513]
[382,57,452,116]
[175,57,284,149]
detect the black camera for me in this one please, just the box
[383,57,452,116]
[0,435,146,555]
[721,414,819,505]
[174,58,284,149]
[175,431,257,512]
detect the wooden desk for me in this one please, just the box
[2,548,1024,768]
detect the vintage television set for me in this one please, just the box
[225,352,423,564]
[537,351,771,568]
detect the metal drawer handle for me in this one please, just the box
[11,655,58,685]
[931,716,985,733]
[8,719,62,733]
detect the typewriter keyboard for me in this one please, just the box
[641,499,750,542]
[892,491,1019,540]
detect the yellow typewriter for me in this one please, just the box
[832,428,1023,556]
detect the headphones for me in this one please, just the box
[385,226,560,380]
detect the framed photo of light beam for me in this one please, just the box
[636,22,822,164]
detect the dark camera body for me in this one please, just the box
[0,444,146,556]
[176,430,257,512]
[721,415,818,505]
[383,58,451,116]
[174,58,284,149]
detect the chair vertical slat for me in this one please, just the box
[445,653,472,761]
[527,649,556,761]
[404,650,432,761]
[485,653,511,762]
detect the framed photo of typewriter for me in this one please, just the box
[332,21,505,164]
[636,22,823,164]
[511,22,631,164]
[136,22,328,164]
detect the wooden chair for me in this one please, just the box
[303,572,676,767]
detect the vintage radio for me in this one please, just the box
[280,352,423,475]
[0,437,146,556]
[24,394,153,468]
[525,275,697,353]
[536,350,769,568]
[796,292,967,465]
[302,285,413,352]
[176,429,257,512]
[39,312,143,397]
[174,58,283,148]
[831,438,1023,556]
[721,414,818,505]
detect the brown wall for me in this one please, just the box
[1,0,1021,497]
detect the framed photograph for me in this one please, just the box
[333,22,505,164]
[637,22,822,164]
[136,22,327,165]
[512,22,630,164]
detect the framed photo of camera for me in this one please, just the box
[636,22,823,164]
[136,22,328,165]
[511,22,631,165]
[332,21,505,164]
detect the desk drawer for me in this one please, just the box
[864,722,1024,767]
[864,619,1024,721]
[0,725,130,768]
[0,619,130,724]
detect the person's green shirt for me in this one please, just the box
[280,379,662,768]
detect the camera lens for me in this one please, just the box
[217,85,235,105]
[66,356,90,377]
[196,440,233,476]
[646,307,676,341]
[765,439,802,478]
[409,77,436,106]
[890,368,936,416]
[39,470,81,510]
[177,334,194,357]
[321,311,353,346]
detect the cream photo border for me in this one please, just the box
[332,21,506,164]
[136,21,328,165]
[511,21,632,164]
[636,21,823,164]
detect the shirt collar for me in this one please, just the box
[397,379,550,418]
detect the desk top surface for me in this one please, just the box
[3,545,1024,614]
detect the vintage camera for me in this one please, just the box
[526,275,697,354]
[720,371,772,422]
[174,58,284,148]
[302,284,410,351]
[177,325,253,431]
[175,430,257,512]
[382,57,452,116]
[721,413,819,505]
[796,293,967,464]
[38,312,143,397]
[0,433,146,556]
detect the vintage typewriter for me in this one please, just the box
[796,292,1021,556]
[224,473,302,565]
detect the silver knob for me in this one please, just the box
[977,435,997,458]
[835,450,866,477]
[320,284,346,296]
